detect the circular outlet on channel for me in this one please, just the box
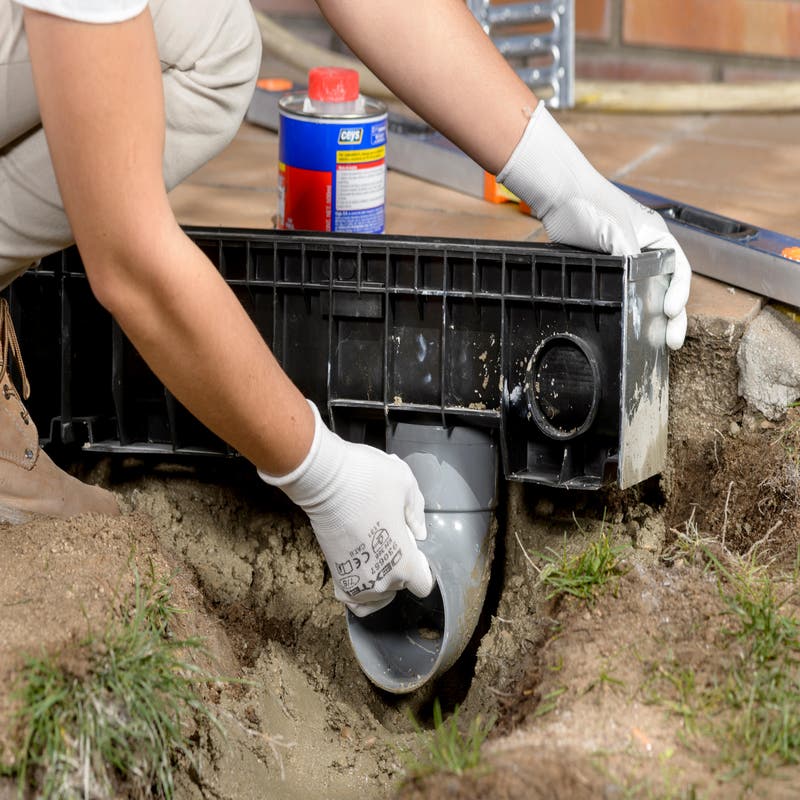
[525,333,601,440]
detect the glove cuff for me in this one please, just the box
[497,100,586,219]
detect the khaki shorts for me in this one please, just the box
[0,0,262,288]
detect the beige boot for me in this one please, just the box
[0,299,120,524]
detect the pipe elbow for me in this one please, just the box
[347,424,499,694]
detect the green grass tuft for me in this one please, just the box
[714,569,800,775]
[533,686,567,718]
[537,517,629,605]
[7,566,214,799]
[650,531,800,779]
[645,661,703,736]
[402,698,495,780]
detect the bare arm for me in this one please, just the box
[24,8,313,475]
[315,0,538,175]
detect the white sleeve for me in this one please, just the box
[13,0,149,24]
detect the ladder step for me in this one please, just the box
[491,31,557,58]
[485,1,561,28]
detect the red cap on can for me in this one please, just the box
[308,67,360,103]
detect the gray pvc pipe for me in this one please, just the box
[346,423,498,694]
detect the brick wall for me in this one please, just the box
[576,0,800,81]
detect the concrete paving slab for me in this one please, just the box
[558,111,708,180]
[385,203,536,240]
[183,129,279,192]
[687,274,764,327]
[622,136,800,237]
[170,185,275,228]
[624,140,800,206]
[558,124,677,178]
[699,114,800,147]
[556,111,703,137]
[384,172,537,239]
[620,178,800,237]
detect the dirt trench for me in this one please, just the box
[0,451,641,799]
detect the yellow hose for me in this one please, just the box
[575,80,800,113]
[256,10,800,113]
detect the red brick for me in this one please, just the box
[576,53,715,82]
[723,63,800,82]
[576,0,611,41]
[623,0,800,60]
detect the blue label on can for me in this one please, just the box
[279,112,387,233]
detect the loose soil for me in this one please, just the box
[2,412,800,797]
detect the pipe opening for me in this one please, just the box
[347,581,445,686]
[527,334,600,440]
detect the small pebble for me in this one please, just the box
[729,421,740,436]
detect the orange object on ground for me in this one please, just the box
[782,246,800,262]
[257,77,293,92]
[482,172,520,204]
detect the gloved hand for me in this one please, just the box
[498,101,691,350]
[258,401,434,617]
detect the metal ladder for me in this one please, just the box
[467,0,575,109]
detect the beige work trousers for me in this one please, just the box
[0,0,262,288]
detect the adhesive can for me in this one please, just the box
[277,67,388,233]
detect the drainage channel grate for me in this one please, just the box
[7,228,672,490]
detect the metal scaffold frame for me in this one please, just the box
[467,0,575,109]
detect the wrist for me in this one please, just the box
[257,401,345,511]
[258,399,322,488]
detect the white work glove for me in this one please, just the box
[258,401,434,617]
[498,101,691,350]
